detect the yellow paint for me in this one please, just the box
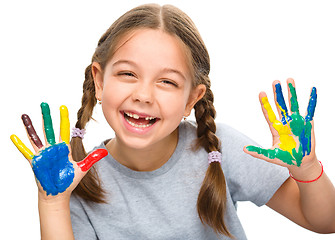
[60,105,70,144]
[261,97,296,153]
[276,103,289,122]
[10,134,34,160]
[261,97,276,122]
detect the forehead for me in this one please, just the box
[109,29,192,76]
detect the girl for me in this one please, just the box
[10,3,335,240]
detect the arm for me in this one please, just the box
[10,103,107,239]
[267,162,335,233]
[39,195,74,240]
[244,79,335,233]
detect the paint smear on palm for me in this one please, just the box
[11,103,108,196]
[247,83,317,166]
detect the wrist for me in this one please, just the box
[38,191,71,207]
[38,193,74,240]
[288,158,323,183]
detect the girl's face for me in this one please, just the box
[93,29,205,150]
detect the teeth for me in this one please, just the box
[145,116,155,120]
[125,112,133,118]
[125,118,153,128]
[124,111,156,120]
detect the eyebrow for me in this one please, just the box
[112,60,136,67]
[160,67,187,81]
[112,60,187,81]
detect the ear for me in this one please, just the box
[92,62,104,101]
[184,84,206,117]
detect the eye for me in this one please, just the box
[161,80,178,87]
[118,71,136,77]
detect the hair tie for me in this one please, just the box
[208,151,221,164]
[71,127,86,139]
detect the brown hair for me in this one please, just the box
[71,4,231,237]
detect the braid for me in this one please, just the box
[194,88,219,152]
[75,64,97,129]
[195,87,232,237]
[71,63,106,203]
[68,4,232,235]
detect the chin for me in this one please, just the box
[115,133,156,150]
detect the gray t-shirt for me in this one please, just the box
[70,121,289,239]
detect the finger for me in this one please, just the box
[245,145,295,166]
[308,120,316,155]
[273,81,291,124]
[299,118,313,157]
[77,149,108,172]
[287,79,304,138]
[260,93,296,151]
[259,92,280,134]
[287,79,300,114]
[10,134,34,161]
[59,105,70,144]
[21,114,43,150]
[40,102,56,145]
[305,87,317,121]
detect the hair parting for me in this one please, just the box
[71,3,231,236]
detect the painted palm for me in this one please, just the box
[11,103,108,196]
[247,82,317,167]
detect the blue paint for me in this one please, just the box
[32,142,74,196]
[248,84,317,167]
[300,129,308,157]
[275,83,292,124]
[301,121,312,155]
[305,87,317,121]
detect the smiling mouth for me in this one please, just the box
[123,111,158,128]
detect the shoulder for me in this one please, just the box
[179,120,258,167]
[180,120,255,148]
[216,122,256,146]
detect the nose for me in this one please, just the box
[132,81,154,104]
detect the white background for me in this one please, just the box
[1,0,335,239]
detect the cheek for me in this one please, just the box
[101,81,131,107]
[100,82,130,127]
[157,91,189,118]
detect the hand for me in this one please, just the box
[244,79,317,168]
[10,103,108,199]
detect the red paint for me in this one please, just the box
[77,149,108,172]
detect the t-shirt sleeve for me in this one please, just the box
[70,194,97,240]
[217,123,290,207]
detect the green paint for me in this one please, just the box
[292,145,303,166]
[289,113,305,136]
[248,83,316,167]
[246,146,294,165]
[41,102,56,145]
[289,83,299,113]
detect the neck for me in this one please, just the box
[106,128,179,171]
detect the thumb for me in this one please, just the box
[77,149,108,172]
